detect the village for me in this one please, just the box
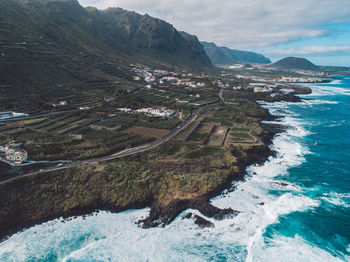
[0,61,325,171]
[117,107,176,118]
[129,63,319,98]
[131,64,207,89]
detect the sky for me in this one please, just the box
[78,0,350,66]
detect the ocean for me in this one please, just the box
[0,77,349,262]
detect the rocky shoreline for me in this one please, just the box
[139,114,283,228]
[0,88,308,242]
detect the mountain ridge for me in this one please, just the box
[0,0,212,88]
[201,41,271,65]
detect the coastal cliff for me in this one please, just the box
[0,83,311,240]
[0,95,290,240]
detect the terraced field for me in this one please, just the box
[207,126,229,147]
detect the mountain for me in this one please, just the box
[86,7,212,68]
[268,57,318,70]
[201,41,271,65]
[0,0,212,90]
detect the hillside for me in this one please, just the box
[201,41,271,65]
[87,7,212,67]
[0,0,212,105]
[268,57,318,70]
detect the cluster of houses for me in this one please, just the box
[217,79,276,93]
[118,107,175,118]
[235,73,329,84]
[104,96,116,104]
[279,76,329,83]
[292,70,328,77]
[249,83,276,93]
[131,65,206,89]
[213,80,230,89]
[231,82,285,94]
[129,62,312,98]
[0,142,28,164]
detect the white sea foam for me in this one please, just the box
[321,192,350,208]
[306,85,350,97]
[303,99,339,105]
[210,115,317,261]
[329,80,343,84]
[249,234,348,262]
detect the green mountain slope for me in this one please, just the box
[268,57,318,70]
[0,0,212,96]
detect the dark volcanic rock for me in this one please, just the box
[182,212,214,228]
[193,215,214,228]
[192,199,239,220]
[273,181,289,187]
[183,212,193,219]
[138,199,239,228]
[275,110,291,115]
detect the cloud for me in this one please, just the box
[265,45,350,56]
[78,0,350,49]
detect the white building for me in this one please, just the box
[145,76,155,83]
[5,149,28,164]
[117,108,132,113]
[79,106,91,110]
[254,87,273,93]
[135,108,175,117]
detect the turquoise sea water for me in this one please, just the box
[0,78,349,261]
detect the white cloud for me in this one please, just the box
[78,0,350,49]
[265,45,350,56]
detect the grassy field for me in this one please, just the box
[187,131,208,144]
[183,146,224,160]
[207,126,228,147]
[122,126,169,138]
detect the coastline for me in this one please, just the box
[0,87,309,242]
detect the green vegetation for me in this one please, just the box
[187,132,208,143]
[268,57,317,70]
[184,146,223,159]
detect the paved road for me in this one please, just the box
[1,101,219,183]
